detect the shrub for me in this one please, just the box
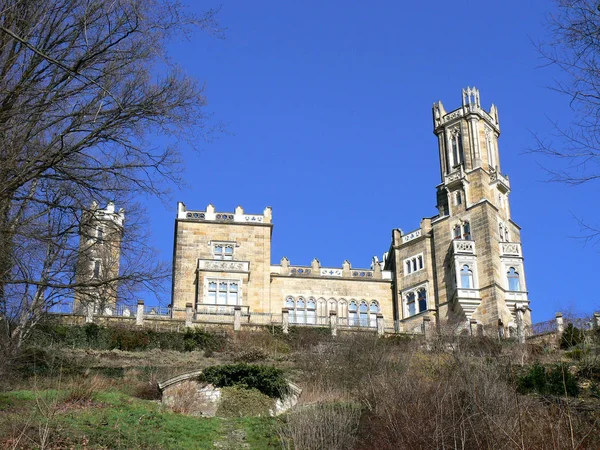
[561,323,585,349]
[216,386,274,418]
[200,363,288,398]
[277,402,362,450]
[233,347,269,363]
[183,328,226,352]
[518,362,579,397]
[63,375,107,404]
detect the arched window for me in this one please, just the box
[507,267,520,291]
[218,282,228,304]
[359,301,369,327]
[296,298,306,324]
[285,296,295,323]
[417,288,427,313]
[406,292,416,316]
[486,128,495,170]
[455,191,462,205]
[338,300,348,323]
[328,299,337,315]
[460,265,473,289]
[369,301,379,327]
[462,222,471,240]
[450,129,463,167]
[453,224,461,240]
[318,298,327,318]
[349,301,358,326]
[504,227,510,242]
[307,298,316,324]
[499,223,504,239]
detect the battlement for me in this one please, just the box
[177,202,272,224]
[432,86,500,134]
[271,257,392,280]
[88,201,125,227]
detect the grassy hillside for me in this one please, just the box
[1,321,600,449]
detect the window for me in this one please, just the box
[93,260,101,278]
[368,301,378,327]
[507,267,521,291]
[307,298,316,324]
[207,279,239,305]
[460,265,473,289]
[404,287,427,318]
[455,191,462,205]
[407,292,416,316]
[453,224,461,239]
[349,301,358,326]
[462,222,471,240]
[404,253,424,275]
[286,297,295,322]
[450,128,463,167]
[97,227,104,242]
[452,222,471,240]
[296,298,306,323]
[418,288,427,312]
[213,243,234,260]
[359,302,369,327]
[499,222,510,242]
[486,127,495,170]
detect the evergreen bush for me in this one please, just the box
[200,363,288,398]
[517,362,579,397]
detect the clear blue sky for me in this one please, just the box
[142,1,598,323]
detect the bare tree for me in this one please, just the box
[533,0,600,244]
[0,0,221,352]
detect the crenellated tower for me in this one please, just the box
[430,87,530,331]
[74,201,125,314]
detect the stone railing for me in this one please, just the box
[402,229,422,244]
[320,268,343,277]
[453,239,475,254]
[444,166,464,186]
[499,242,521,257]
[490,170,510,192]
[198,259,250,272]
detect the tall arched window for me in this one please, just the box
[406,292,416,316]
[349,301,358,326]
[318,298,327,319]
[453,224,461,240]
[450,128,463,167]
[285,296,295,323]
[507,267,520,291]
[339,300,348,324]
[359,302,369,327]
[462,222,471,240]
[417,288,427,313]
[369,301,379,327]
[296,298,306,324]
[460,265,473,289]
[307,298,316,324]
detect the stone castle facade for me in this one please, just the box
[170,87,532,334]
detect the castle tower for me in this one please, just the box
[431,87,530,331]
[74,201,125,314]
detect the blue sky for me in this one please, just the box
[142,1,599,323]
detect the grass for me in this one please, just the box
[0,389,278,449]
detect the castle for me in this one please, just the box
[168,87,531,333]
[76,87,531,334]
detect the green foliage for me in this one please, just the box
[200,363,288,399]
[0,390,278,449]
[217,386,274,418]
[28,322,226,352]
[560,323,585,349]
[517,362,579,397]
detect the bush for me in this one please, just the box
[518,362,579,397]
[200,363,288,398]
[561,323,585,349]
[233,347,269,363]
[277,402,361,450]
[216,386,274,418]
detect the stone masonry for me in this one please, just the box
[170,87,531,334]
